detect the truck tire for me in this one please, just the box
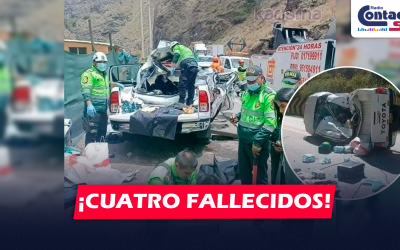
[196,126,211,145]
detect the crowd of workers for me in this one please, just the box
[78,41,302,186]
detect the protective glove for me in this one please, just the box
[86,103,96,117]
[169,68,175,76]
[115,82,125,90]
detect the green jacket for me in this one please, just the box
[80,66,110,113]
[237,66,246,81]
[237,84,277,147]
[171,45,197,68]
[0,66,12,110]
[0,66,12,94]
[148,158,197,185]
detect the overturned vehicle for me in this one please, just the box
[304,87,400,149]
[108,45,237,142]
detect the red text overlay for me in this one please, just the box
[74,185,335,219]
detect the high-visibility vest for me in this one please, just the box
[239,85,277,133]
[80,66,110,113]
[172,45,196,67]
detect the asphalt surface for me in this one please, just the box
[282,116,400,200]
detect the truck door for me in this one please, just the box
[224,58,233,73]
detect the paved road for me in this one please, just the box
[282,116,400,199]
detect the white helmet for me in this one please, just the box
[170,41,179,50]
[93,52,108,62]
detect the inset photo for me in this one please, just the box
[282,67,400,200]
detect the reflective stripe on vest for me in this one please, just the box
[0,67,12,93]
[240,85,276,130]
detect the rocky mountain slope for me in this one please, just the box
[65,0,335,55]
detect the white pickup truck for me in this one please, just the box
[304,87,400,149]
[108,55,236,143]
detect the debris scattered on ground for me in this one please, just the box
[297,172,313,180]
[65,146,81,155]
[311,170,326,180]
[349,137,360,149]
[333,146,345,153]
[293,168,301,173]
[318,157,331,165]
[344,146,353,154]
[318,142,332,154]
[344,157,350,162]
[302,154,315,163]
[361,178,386,192]
[126,152,133,158]
[353,142,372,156]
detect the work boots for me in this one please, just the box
[183,105,194,114]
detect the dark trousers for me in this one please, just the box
[270,146,285,184]
[0,111,6,141]
[238,140,269,184]
[84,112,108,146]
[178,66,198,105]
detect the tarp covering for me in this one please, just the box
[64,50,139,140]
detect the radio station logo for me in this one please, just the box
[352,1,400,37]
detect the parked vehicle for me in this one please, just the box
[197,55,214,69]
[6,76,64,140]
[219,56,250,73]
[108,49,236,143]
[304,87,400,148]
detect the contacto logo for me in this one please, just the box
[358,5,400,30]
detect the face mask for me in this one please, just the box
[247,83,260,91]
[96,63,107,72]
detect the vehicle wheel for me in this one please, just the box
[196,126,211,145]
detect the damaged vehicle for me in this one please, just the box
[304,87,400,148]
[108,46,236,143]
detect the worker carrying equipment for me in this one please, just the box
[210,56,222,73]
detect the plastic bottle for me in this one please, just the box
[333,146,345,153]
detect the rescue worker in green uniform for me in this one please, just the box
[237,59,246,81]
[281,68,302,89]
[148,150,198,185]
[230,65,277,184]
[81,51,124,146]
[0,41,12,140]
[170,41,198,114]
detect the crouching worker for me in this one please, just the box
[148,150,198,184]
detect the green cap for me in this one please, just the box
[282,69,301,86]
[245,65,263,81]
